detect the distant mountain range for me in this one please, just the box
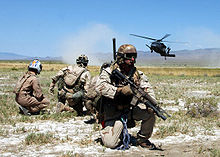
[0,52,62,61]
[94,48,220,67]
[0,48,220,67]
[135,48,220,67]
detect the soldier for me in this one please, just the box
[49,54,92,116]
[13,59,50,115]
[96,44,156,149]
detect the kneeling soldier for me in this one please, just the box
[96,44,156,149]
[49,54,92,116]
[14,59,50,115]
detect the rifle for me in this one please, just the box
[112,68,171,120]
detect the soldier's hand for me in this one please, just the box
[48,87,54,95]
[117,85,133,96]
[66,92,73,99]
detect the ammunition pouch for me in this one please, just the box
[72,90,84,100]
[65,90,84,104]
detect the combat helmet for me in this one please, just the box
[76,54,89,67]
[28,59,42,74]
[117,44,137,64]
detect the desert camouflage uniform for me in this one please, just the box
[84,75,101,115]
[96,63,156,148]
[50,64,91,115]
[14,71,49,113]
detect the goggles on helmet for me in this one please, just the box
[123,53,137,60]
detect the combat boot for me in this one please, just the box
[137,139,156,150]
[63,105,74,112]
[56,102,74,113]
[137,133,156,150]
[18,105,31,116]
[56,102,65,113]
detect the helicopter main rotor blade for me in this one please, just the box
[158,34,171,41]
[130,34,157,41]
[163,40,188,44]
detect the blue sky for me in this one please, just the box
[0,0,220,63]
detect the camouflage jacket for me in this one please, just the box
[14,71,44,101]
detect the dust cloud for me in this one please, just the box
[60,24,117,65]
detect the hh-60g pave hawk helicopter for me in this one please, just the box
[130,33,186,59]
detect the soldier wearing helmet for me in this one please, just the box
[49,54,93,116]
[96,44,156,149]
[13,59,50,115]
[76,54,89,67]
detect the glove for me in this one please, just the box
[86,88,97,99]
[49,82,55,95]
[65,92,74,99]
[48,87,54,95]
[117,85,133,96]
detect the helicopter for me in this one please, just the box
[130,33,178,59]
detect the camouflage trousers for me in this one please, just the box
[100,103,156,148]
[58,89,84,115]
[16,94,49,113]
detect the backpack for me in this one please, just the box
[63,66,86,87]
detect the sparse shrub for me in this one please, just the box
[0,128,9,137]
[210,148,220,157]
[213,74,220,77]
[11,67,18,71]
[217,121,220,128]
[25,132,58,145]
[185,97,218,118]
[155,125,177,138]
[61,152,85,157]
[14,127,27,134]
[198,146,220,157]
[93,123,100,131]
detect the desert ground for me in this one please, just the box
[0,61,219,157]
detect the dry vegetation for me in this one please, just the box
[0,61,220,156]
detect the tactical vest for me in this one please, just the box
[110,63,141,87]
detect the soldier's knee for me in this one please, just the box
[100,121,123,148]
[105,141,119,148]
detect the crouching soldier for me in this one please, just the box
[83,75,103,123]
[49,54,92,116]
[13,59,50,115]
[96,44,157,149]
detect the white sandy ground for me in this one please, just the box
[0,84,219,157]
[0,77,9,80]
[0,113,220,157]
